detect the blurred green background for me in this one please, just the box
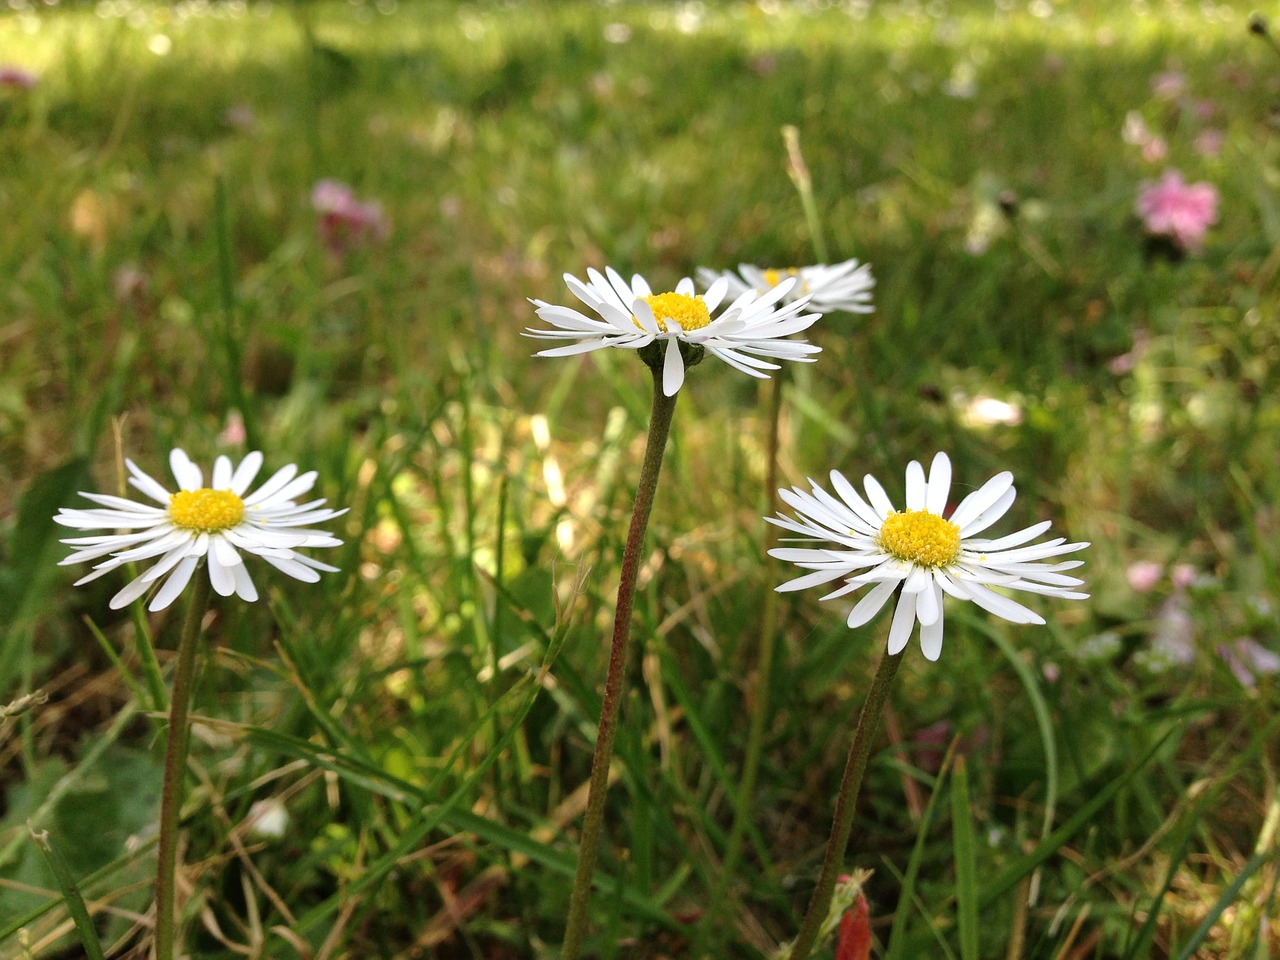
[1,0,1278,957]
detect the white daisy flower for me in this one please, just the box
[768,452,1088,661]
[696,257,875,315]
[55,449,346,612]
[525,266,822,397]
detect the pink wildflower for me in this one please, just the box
[1170,564,1197,591]
[311,179,389,254]
[1122,111,1167,163]
[1217,638,1280,688]
[1141,137,1168,164]
[1136,171,1218,250]
[1126,561,1163,594]
[218,410,247,447]
[0,66,37,89]
[1193,129,1225,157]
[1150,71,1187,100]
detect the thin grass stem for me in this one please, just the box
[153,572,212,960]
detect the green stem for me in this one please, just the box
[786,646,904,960]
[561,369,679,960]
[213,175,259,452]
[782,125,829,264]
[699,374,787,955]
[29,825,107,960]
[153,572,212,960]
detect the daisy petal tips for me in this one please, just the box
[696,257,875,315]
[767,452,1089,662]
[524,266,823,396]
[55,449,347,612]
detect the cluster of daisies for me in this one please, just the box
[59,256,1087,660]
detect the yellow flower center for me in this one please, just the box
[169,488,245,533]
[877,509,961,568]
[637,291,711,333]
[763,267,799,288]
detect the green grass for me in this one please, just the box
[1,0,1279,957]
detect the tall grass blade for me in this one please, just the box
[951,756,979,960]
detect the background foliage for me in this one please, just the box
[1,0,1279,957]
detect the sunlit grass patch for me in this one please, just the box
[1,0,1278,955]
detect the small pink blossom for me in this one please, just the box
[218,410,246,447]
[311,179,389,255]
[1170,563,1197,590]
[1108,327,1150,375]
[1193,129,1224,157]
[1126,561,1163,593]
[1217,638,1280,688]
[1136,170,1219,250]
[1141,137,1168,164]
[1151,71,1187,101]
[1122,111,1167,163]
[0,66,37,89]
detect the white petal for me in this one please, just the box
[212,455,233,490]
[926,452,952,515]
[260,554,322,582]
[108,572,154,610]
[292,554,341,573]
[231,451,264,494]
[973,520,1052,551]
[263,471,319,507]
[231,561,258,602]
[919,608,945,661]
[905,460,926,510]
[78,492,166,514]
[949,471,1014,529]
[916,578,941,625]
[828,471,885,530]
[208,553,237,597]
[902,566,932,594]
[169,449,203,490]
[537,339,616,357]
[213,535,242,568]
[964,583,1044,624]
[127,460,173,503]
[775,567,853,592]
[141,545,196,584]
[662,336,684,396]
[243,464,298,506]
[959,487,1017,538]
[886,589,918,655]
[847,579,897,627]
[148,557,199,611]
[704,276,728,311]
[223,527,309,550]
[863,474,896,517]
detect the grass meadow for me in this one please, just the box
[2,0,1280,956]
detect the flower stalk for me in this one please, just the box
[561,366,679,960]
[785,646,904,960]
[153,571,212,960]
